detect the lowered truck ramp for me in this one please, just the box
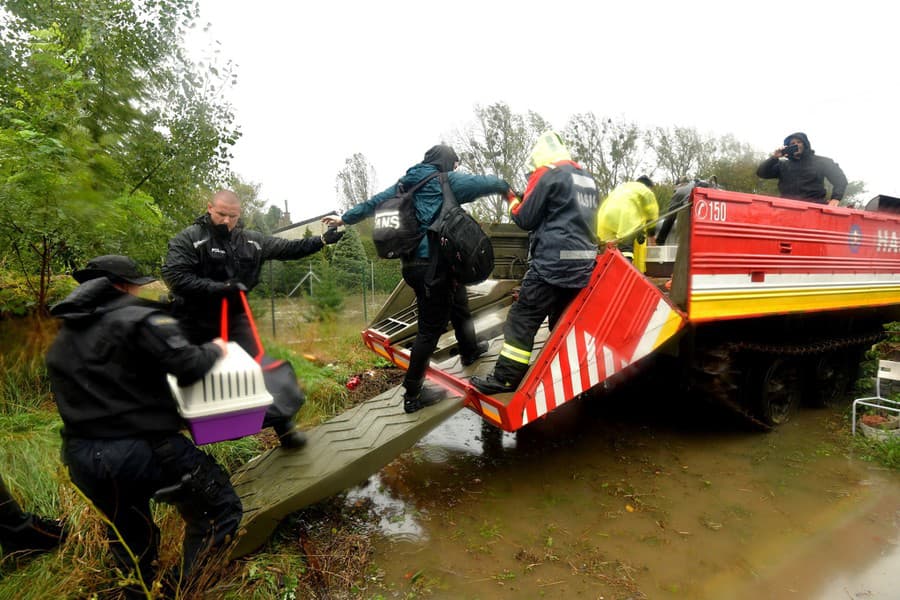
[230,371,466,558]
[229,278,517,558]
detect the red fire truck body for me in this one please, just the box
[362,188,900,431]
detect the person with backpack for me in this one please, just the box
[322,144,511,413]
[472,131,599,395]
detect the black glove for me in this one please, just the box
[322,227,345,245]
[216,279,248,296]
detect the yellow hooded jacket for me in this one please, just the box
[596,181,659,271]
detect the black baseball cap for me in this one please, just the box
[73,255,156,285]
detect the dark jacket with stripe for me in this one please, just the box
[513,161,599,287]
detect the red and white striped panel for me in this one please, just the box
[516,252,685,428]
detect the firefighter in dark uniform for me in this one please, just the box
[472,132,599,394]
[162,189,344,447]
[0,474,66,559]
[46,255,241,596]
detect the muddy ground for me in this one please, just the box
[331,374,900,600]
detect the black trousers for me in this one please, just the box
[494,270,581,383]
[63,434,242,585]
[401,261,479,391]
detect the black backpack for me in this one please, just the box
[428,173,494,285]
[372,172,440,259]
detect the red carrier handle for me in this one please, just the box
[219,291,266,364]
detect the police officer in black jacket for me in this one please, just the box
[163,189,344,448]
[46,255,242,596]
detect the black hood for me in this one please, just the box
[783,131,813,157]
[50,278,128,322]
[422,144,459,172]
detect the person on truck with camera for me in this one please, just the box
[756,132,847,206]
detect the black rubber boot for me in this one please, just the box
[471,356,526,395]
[0,514,66,557]
[403,382,446,414]
[461,341,490,367]
[272,420,307,449]
[471,374,519,395]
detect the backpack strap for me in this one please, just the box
[424,172,456,288]
[396,171,442,264]
[399,171,441,196]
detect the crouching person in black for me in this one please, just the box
[45,255,242,597]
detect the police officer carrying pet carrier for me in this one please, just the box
[163,189,344,448]
[46,255,242,597]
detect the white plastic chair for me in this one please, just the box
[852,359,900,436]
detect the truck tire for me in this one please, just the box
[749,357,802,427]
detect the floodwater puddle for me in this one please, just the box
[349,390,900,599]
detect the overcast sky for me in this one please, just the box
[190,0,898,222]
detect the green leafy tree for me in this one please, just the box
[0,23,163,312]
[454,102,550,222]
[4,0,240,223]
[563,114,650,196]
[0,1,239,314]
[329,227,367,291]
[647,126,717,185]
[562,112,610,189]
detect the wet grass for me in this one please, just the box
[0,300,387,599]
[853,434,900,469]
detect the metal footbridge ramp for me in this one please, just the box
[230,248,687,557]
[230,383,463,557]
[229,276,519,558]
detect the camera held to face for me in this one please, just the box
[782,143,799,156]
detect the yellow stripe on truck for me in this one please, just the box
[690,285,900,321]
